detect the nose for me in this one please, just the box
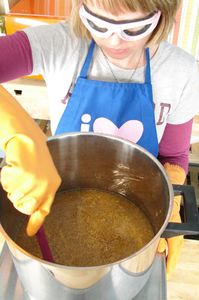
[107,33,123,47]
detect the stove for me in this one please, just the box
[0,242,167,300]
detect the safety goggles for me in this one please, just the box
[79,4,161,41]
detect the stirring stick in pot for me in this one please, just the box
[36,226,54,263]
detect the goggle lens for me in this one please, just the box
[87,19,108,33]
[124,24,151,37]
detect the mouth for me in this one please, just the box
[103,47,128,57]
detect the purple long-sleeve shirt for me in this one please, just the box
[0,31,32,81]
[0,31,193,173]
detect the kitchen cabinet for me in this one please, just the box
[0,0,18,14]
[5,0,70,35]
[2,78,49,120]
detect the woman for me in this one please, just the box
[0,0,199,278]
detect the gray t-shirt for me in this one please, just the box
[24,22,199,138]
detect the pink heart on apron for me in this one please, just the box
[93,118,144,143]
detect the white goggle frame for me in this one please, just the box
[79,5,161,41]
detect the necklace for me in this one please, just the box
[101,48,144,83]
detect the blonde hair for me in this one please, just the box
[70,0,181,45]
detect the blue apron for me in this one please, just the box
[55,41,158,157]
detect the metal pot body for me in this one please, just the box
[0,133,173,299]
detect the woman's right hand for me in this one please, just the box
[0,85,61,236]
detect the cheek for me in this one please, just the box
[126,35,151,49]
[91,35,107,47]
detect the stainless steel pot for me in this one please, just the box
[0,133,198,300]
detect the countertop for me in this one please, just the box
[167,239,199,299]
[0,233,198,300]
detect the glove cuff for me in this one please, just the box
[164,163,186,185]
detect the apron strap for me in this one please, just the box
[145,48,151,84]
[79,40,95,78]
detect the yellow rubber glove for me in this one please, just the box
[158,162,186,280]
[0,85,61,236]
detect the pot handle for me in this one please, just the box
[161,184,199,238]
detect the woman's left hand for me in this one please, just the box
[158,195,184,280]
[157,162,186,280]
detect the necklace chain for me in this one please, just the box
[101,49,144,83]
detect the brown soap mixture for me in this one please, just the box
[16,189,154,266]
